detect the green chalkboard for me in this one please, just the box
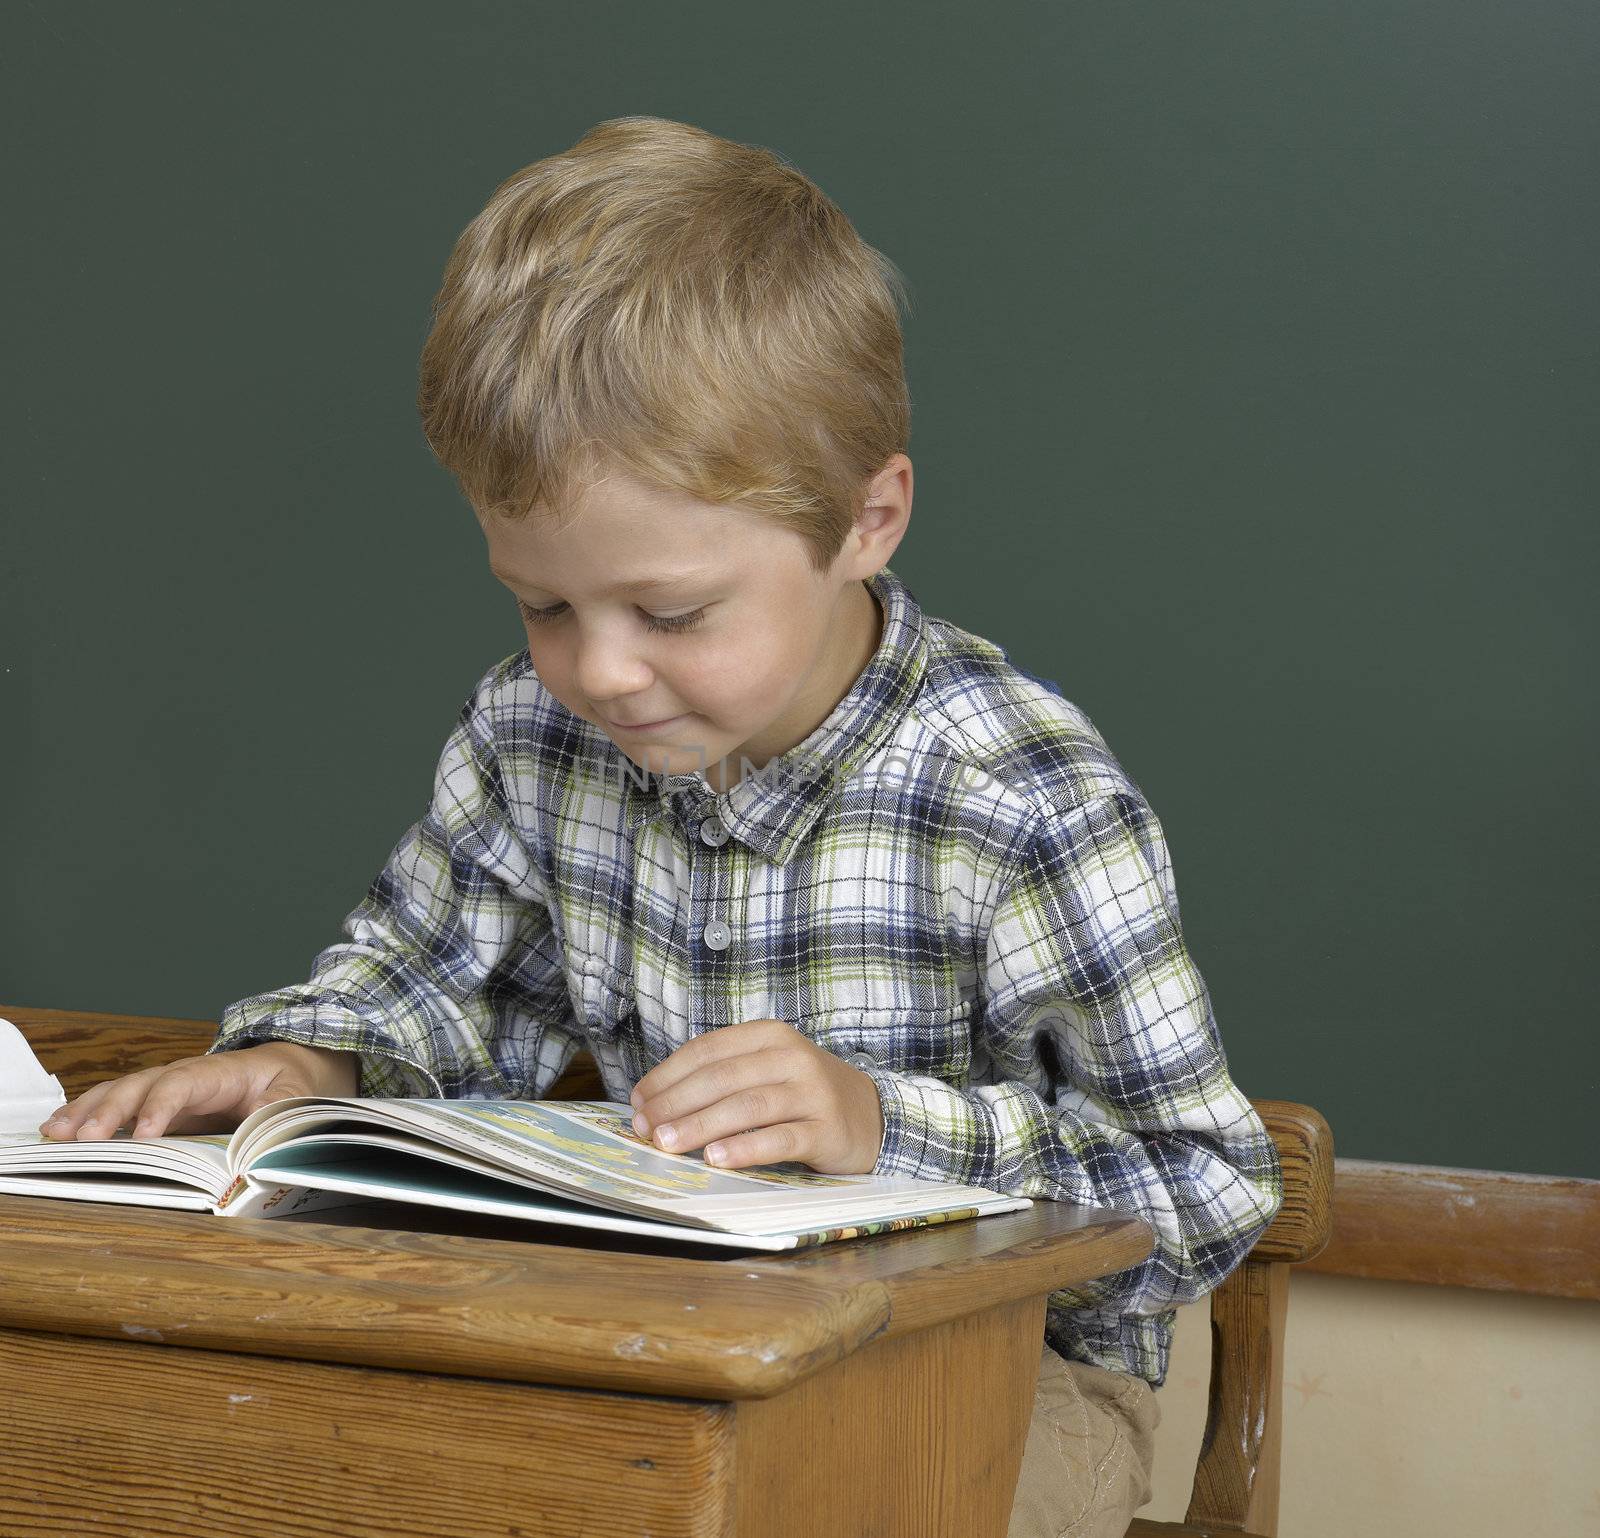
[4,2,1594,1178]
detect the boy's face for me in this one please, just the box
[476,455,910,794]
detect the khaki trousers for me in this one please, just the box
[1006,1344,1161,1538]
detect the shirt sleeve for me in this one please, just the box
[207,658,580,1100]
[846,787,1283,1320]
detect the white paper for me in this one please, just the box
[0,1016,68,1138]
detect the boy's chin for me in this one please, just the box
[618,740,719,776]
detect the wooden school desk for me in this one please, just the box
[0,1006,1155,1538]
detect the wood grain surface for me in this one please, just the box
[1,1322,735,1537]
[1302,1157,1600,1301]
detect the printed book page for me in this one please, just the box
[231,1097,1031,1234]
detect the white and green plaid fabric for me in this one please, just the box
[210,563,1282,1387]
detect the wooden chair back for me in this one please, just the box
[1127,1098,1333,1538]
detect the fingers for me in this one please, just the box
[635,1059,808,1162]
[39,1065,168,1141]
[628,1018,794,1113]
[626,1023,886,1175]
[648,1079,792,1154]
[694,1117,817,1170]
[122,1060,251,1140]
[37,1056,251,1142]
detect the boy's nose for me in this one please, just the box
[575,636,653,703]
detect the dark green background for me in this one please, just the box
[5,3,1595,1177]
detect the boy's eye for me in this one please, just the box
[517,599,707,635]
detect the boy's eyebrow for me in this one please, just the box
[490,567,720,597]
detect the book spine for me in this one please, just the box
[785,1205,987,1248]
[218,1175,378,1220]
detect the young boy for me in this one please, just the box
[40,116,1282,1535]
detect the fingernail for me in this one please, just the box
[706,1144,725,1164]
[656,1125,677,1148]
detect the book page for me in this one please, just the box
[239,1097,1029,1237]
[0,1129,234,1205]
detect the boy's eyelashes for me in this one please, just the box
[516,599,709,635]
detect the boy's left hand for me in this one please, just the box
[628,1019,885,1175]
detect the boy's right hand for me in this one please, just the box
[35,1041,361,1143]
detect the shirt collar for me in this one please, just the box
[619,565,928,864]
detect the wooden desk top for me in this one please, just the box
[0,1003,1155,1402]
[0,1192,1150,1400]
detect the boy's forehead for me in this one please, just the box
[483,494,692,561]
[478,489,799,593]
[484,528,742,600]
[488,560,723,596]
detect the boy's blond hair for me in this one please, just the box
[417,116,912,573]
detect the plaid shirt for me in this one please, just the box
[210,563,1282,1387]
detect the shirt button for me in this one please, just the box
[702,919,731,951]
[699,816,730,847]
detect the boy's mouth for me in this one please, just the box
[606,714,686,734]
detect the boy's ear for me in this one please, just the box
[852,453,912,573]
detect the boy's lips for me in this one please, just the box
[606,713,686,733]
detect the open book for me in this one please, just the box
[0,1018,1031,1251]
